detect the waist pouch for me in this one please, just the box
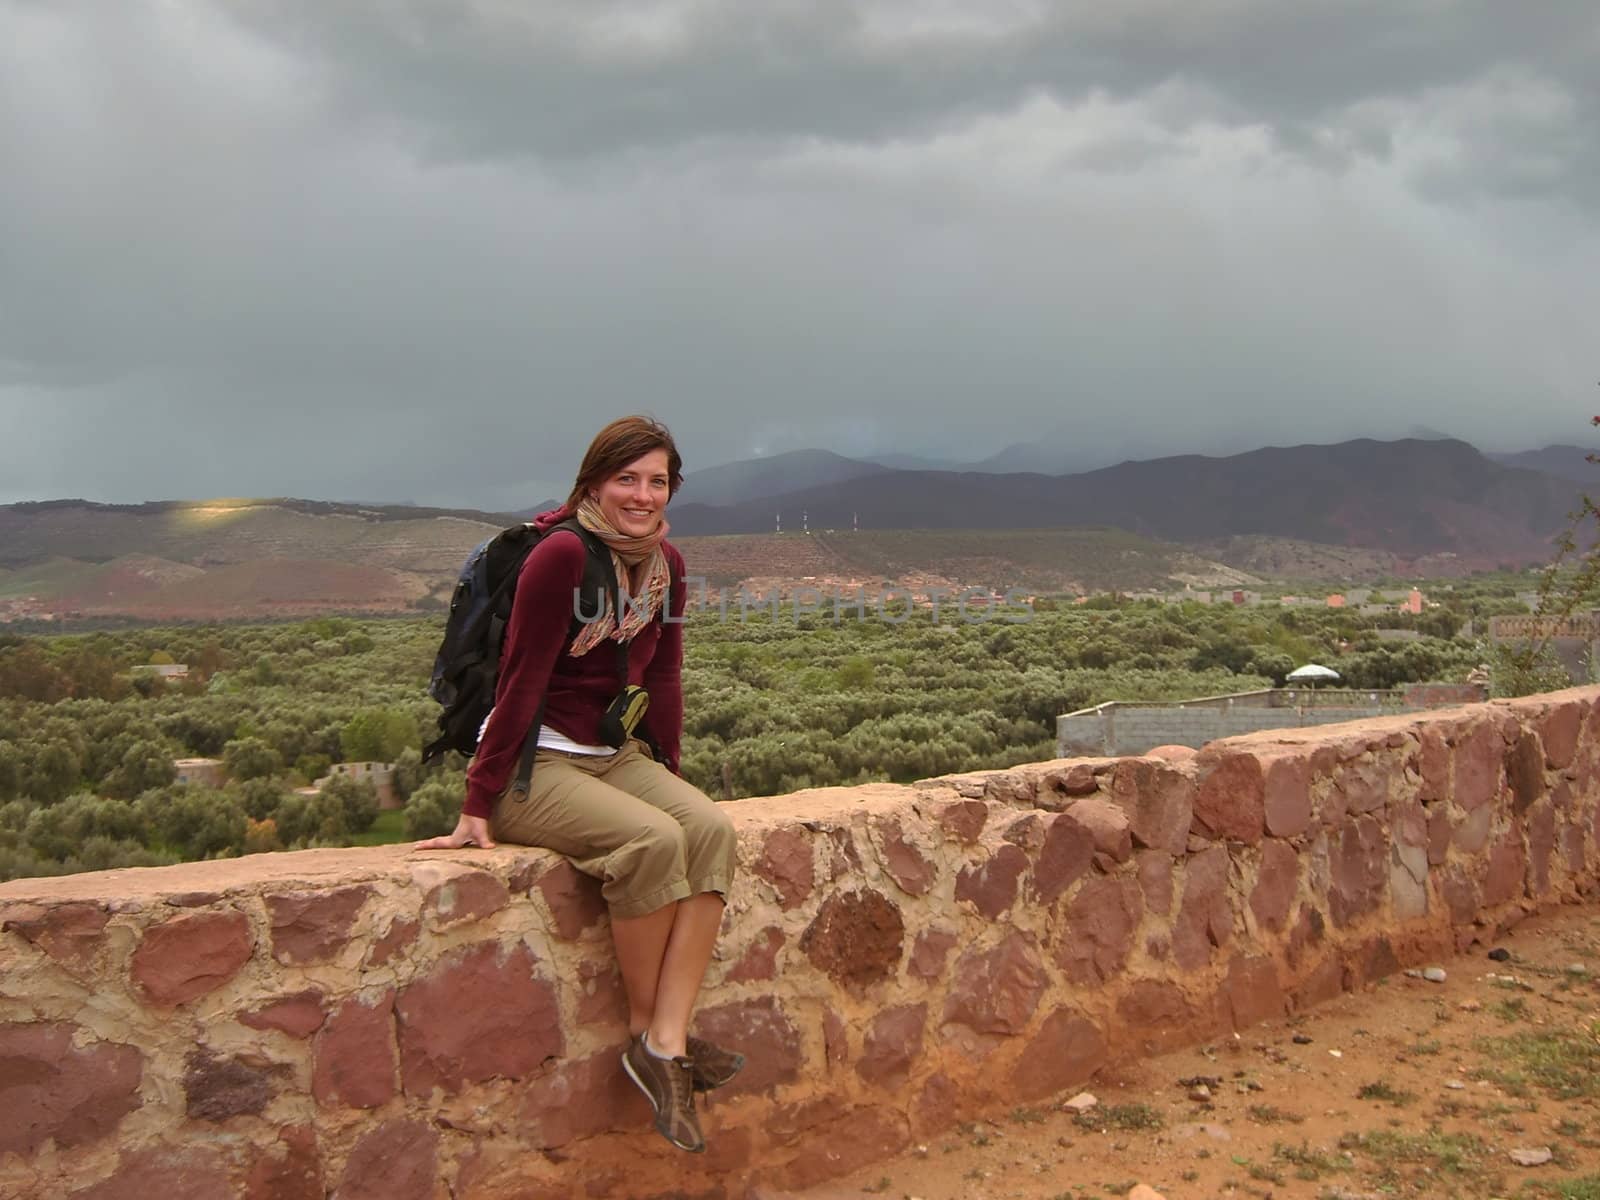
[599,684,650,748]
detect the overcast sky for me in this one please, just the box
[2,1,1596,510]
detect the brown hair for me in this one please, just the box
[565,416,684,510]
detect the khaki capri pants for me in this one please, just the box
[491,739,737,919]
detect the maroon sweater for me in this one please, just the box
[462,526,687,818]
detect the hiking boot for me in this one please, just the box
[686,1035,745,1093]
[621,1035,705,1153]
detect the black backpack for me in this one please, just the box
[421,518,613,781]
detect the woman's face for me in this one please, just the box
[591,448,671,538]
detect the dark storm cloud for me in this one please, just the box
[0,0,1596,508]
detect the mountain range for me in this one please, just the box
[0,437,1589,622]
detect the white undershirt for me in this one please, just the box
[478,709,615,757]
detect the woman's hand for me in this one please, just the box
[413,813,497,851]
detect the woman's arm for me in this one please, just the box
[640,544,687,774]
[460,531,588,817]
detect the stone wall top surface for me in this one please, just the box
[3,690,1593,907]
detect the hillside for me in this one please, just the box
[0,437,1577,620]
[666,438,1577,566]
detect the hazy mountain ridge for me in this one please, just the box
[667,438,1577,565]
[0,437,1579,620]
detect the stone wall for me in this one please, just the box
[5,687,1600,1200]
[1058,700,1391,757]
[1057,683,1489,758]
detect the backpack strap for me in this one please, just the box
[505,518,614,802]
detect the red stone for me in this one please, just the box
[332,1119,437,1200]
[1048,762,1101,796]
[691,996,801,1097]
[1146,745,1197,762]
[423,870,509,927]
[1506,730,1545,816]
[1261,754,1312,838]
[725,925,785,984]
[1528,800,1557,897]
[1426,805,1452,866]
[1482,832,1527,908]
[1541,700,1583,769]
[0,1022,142,1155]
[517,1050,639,1147]
[1108,759,1194,853]
[753,827,816,909]
[1326,754,1390,818]
[1137,850,1175,916]
[1453,722,1502,810]
[240,989,326,1039]
[1192,751,1265,843]
[1417,728,1449,802]
[937,799,989,843]
[1,901,109,972]
[535,860,606,939]
[1564,816,1587,877]
[1394,799,1427,850]
[1285,906,1326,970]
[67,1144,232,1200]
[1348,935,1401,987]
[1055,875,1140,984]
[943,931,1047,1035]
[1012,1008,1107,1101]
[825,825,864,877]
[856,1003,927,1087]
[1328,816,1387,928]
[1453,803,1492,854]
[914,1071,961,1136]
[183,1048,281,1122]
[1291,955,1345,1010]
[131,910,253,1006]
[1031,809,1095,905]
[1441,869,1479,924]
[1249,839,1298,935]
[244,1126,322,1200]
[1116,980,1201,1053]
[1224,955,1285,1029]
[954,843,1029,919]
[396,942,562,1096]
[772,1106,910,1192]
[311,990,396,1109]
[575,958,627,1026]
[364,917,418,968]
[265,886,371,965]
[1067,795,1132,862]
[1001,813,1044,851]
[908,927,958,980]
[877,818,937,896]
[799,889,904,987]
[1172,846,1232,971]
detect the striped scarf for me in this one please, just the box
[567,496,671,658]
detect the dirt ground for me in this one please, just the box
[797,903,1600,1200]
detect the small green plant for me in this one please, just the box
[1273,1141,1346,1181]
[1476,1025,1600,1100]
[1247,1104,1305,1124]
[861,1178,891,1195]
[1494,996,1531,1022]
[1406,1038,1443,1056]
[1009,1105,1046,1124]
[1356,1080,1416,1106]
[1073,1102,1163,1132]
[1341,1127,1486,1185]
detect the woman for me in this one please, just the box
[416,416,739,1154]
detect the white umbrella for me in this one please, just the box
[1286,663,1341,686]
